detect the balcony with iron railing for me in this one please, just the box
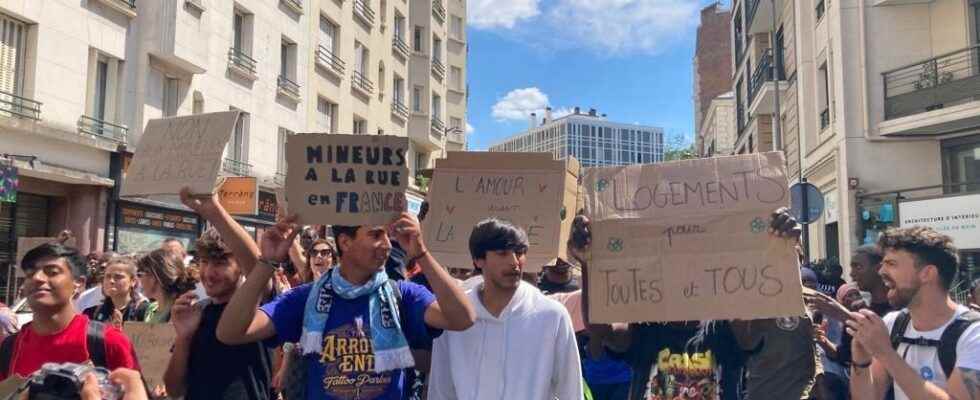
[432,0,446,23]
[228,47,258,80]
[0,90,42,121]
[353,0,375,26]
[277,75,301,100]
[95,0,137,18]
[883,45,980,120]
[749,49,785,103]
[222,158,253,176]
[392,100,409,120]
[392,36,410,58]
[352,70,375,96]
[431,57,445,80]
[78,115,128,143]
[430,116,445,137]
[281,0,302,13]
[315,46,346,78]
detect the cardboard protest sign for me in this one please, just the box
[217,176,258,215]
[582,152,803,323]
[286,134,409,226]
[123,322,177,391]
[121,111,241,197]
[423,152,579,272]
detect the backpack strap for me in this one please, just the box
[890,310,912,350]
[938,310,980,379]
[0,332,18,378]
[86,321,108,368]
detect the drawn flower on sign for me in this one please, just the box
[607,237,624,253]
[750,217,767,234]
[596,179,609,192]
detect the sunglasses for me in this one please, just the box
[310,249,334,258]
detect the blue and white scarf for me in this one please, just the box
[299,267,415,373]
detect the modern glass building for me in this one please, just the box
[489,109,665,167]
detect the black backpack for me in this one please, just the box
[889,309,980,379]
[0,320,108,378]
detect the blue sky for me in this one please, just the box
[464,0,721,150]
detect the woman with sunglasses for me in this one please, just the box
[301,238,336,283]
[83,256,150,326]
[137,249,198,323]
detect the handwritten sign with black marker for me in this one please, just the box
[286,134,409,226]
[423,152,579,272]
[583,152,803,323]
[121,111,241,196]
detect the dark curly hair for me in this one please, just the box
[878,226,959,290]
[195,228,232,262]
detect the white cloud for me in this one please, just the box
[468,0,541,29]
[465,122,475,134]
[492,87,551,121]
[546,0,699,54]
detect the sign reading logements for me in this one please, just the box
[900,193,980,249]
[423,152,579,272]
[582,152,804,323]
[286,134,409,226]
[121,111,241,197]
[216,176,258,215]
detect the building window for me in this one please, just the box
[280,37,297,81]
[413,26,424,52]
[0,13,27,98]
[354,40,369,76]
[394,13,406,41]
[378,61,385,94]
[431,92,441,120]
[353,117,367,134]
[450,15,463,40]
[192,91,204,114]
[233,8,253,55]
[227,109,249,162]
[87,50,122,124]
[163,76,179,117]
[942,135,980,194]
[316,97,337,133]
[818,62,830,131]
[319,16,339,54]
[450,66,462,91]
[415,151,428,172]
[277,128,293,175]
[393,75,405,105]
[412,86,423,112]
[432,35,442,62]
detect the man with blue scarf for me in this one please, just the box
[217,212,476,400]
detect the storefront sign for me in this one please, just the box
[120,206,198,233]
[258,191,278,221]
[900,194,980,249]
[0,164,16,203]
[285,134,410,225]
[582,152,803,323]
[121,111,240,197]
[216,177,258,215]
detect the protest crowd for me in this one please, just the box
[3,128,980,400]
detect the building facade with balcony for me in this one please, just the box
[489,108,665,168]
[799,0,980,287]
[0,0,136,296]
[697,92,737,157]
[728,0,980,287]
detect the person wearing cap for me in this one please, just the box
[538,257,580,295]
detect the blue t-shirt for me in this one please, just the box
[261,281,439,400]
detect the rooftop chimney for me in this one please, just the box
[588,108,597,116]
[574,107,580,115]
[529,112,537,129]
[545,107,553,122]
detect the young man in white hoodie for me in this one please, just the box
[427,218,584,400]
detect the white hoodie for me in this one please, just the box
[427,281,584,400]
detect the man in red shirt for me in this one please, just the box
[0,243,138,379]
